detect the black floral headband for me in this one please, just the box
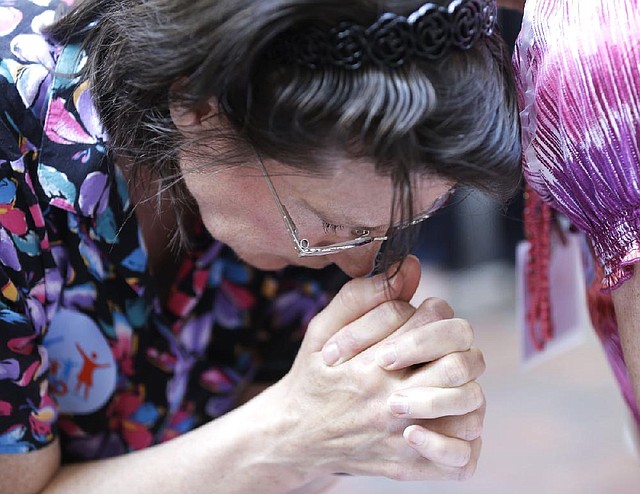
[268,0,498,70]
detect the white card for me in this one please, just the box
[515,229,592,369]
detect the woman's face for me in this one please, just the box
[180,155,453,278]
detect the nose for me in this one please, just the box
[330,244,381,278]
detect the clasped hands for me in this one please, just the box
[279,255,486,483]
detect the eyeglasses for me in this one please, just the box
[258,157,454,257]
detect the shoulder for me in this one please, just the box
[0,0,64,62]
[1,1,66,131]
[516,0,638,80]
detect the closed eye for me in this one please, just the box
[322,221,345,233]
[322,221,375,238]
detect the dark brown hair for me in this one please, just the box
[46,0,521,267]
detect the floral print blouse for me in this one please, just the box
[0,0,346,460]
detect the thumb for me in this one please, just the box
[395,254,421,303]
[301,255,422,354]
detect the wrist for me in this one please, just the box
[218,377,328,491]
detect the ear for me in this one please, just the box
[169,83,218,133]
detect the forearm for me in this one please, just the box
[9,264,484,493]
[43,381,317,494]
[611,266,640,411]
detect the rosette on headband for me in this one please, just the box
[268,0,498,70]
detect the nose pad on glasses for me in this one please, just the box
[351,228,370,237]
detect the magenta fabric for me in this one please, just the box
[514,0,640,423]
[515,0,640,291]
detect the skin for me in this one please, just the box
[2,261,486,494]
[173,107,454,278]
[0,103,487,494]
[611,269,640,417]
[180,157,452,277]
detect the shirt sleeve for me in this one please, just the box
[515,0,640,290]
[0,2,59,452]
[0,275,57,453]
[0,126,57,453]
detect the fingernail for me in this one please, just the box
[376,344,397,369]
[406,427,426,446]
[322,342,340,366]
[388,395,409,416]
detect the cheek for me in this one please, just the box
[181,174,263,238]
[187,189,291,258]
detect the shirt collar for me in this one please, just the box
[38,42,111,218]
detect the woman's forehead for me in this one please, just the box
[269,158,453,225]
[273,158,450,194]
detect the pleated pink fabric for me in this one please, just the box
[514,0,640,424]
[515,0,640,291]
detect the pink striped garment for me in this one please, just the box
[514,0,640,424]
[516,0,640,290]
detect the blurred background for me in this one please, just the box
[328,252,640,494]
[327,4,640,492]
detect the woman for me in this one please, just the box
[514,0,640,439]
[0,0,521,492]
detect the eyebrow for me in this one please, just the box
[300,199,379,230]
[303,189,452,231]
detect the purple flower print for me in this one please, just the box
[166,313,214,414]
[0,228,20,271]
[0,359,20,381]
[272,288,328,331]
[61,283,97,311]
[24,294,47,337]
[78,235,106,281]
[79,171,109,217]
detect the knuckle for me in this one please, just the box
[478,401,487,420]
[461,412,484,440]
[385,462,408,482]
[442,353,470,386]
[454,444,473,467]
[336,324,364,354]
[466,382,485,410]
[453,318,474,349]
[408,302,443,329]
[379,300,413,326]
[456,457,478,481]
[336,281,363,312]
[474,348,487,376]
[306,317,322,337]
[420,297,454,320]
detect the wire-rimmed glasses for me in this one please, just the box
[258,157,454,257]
